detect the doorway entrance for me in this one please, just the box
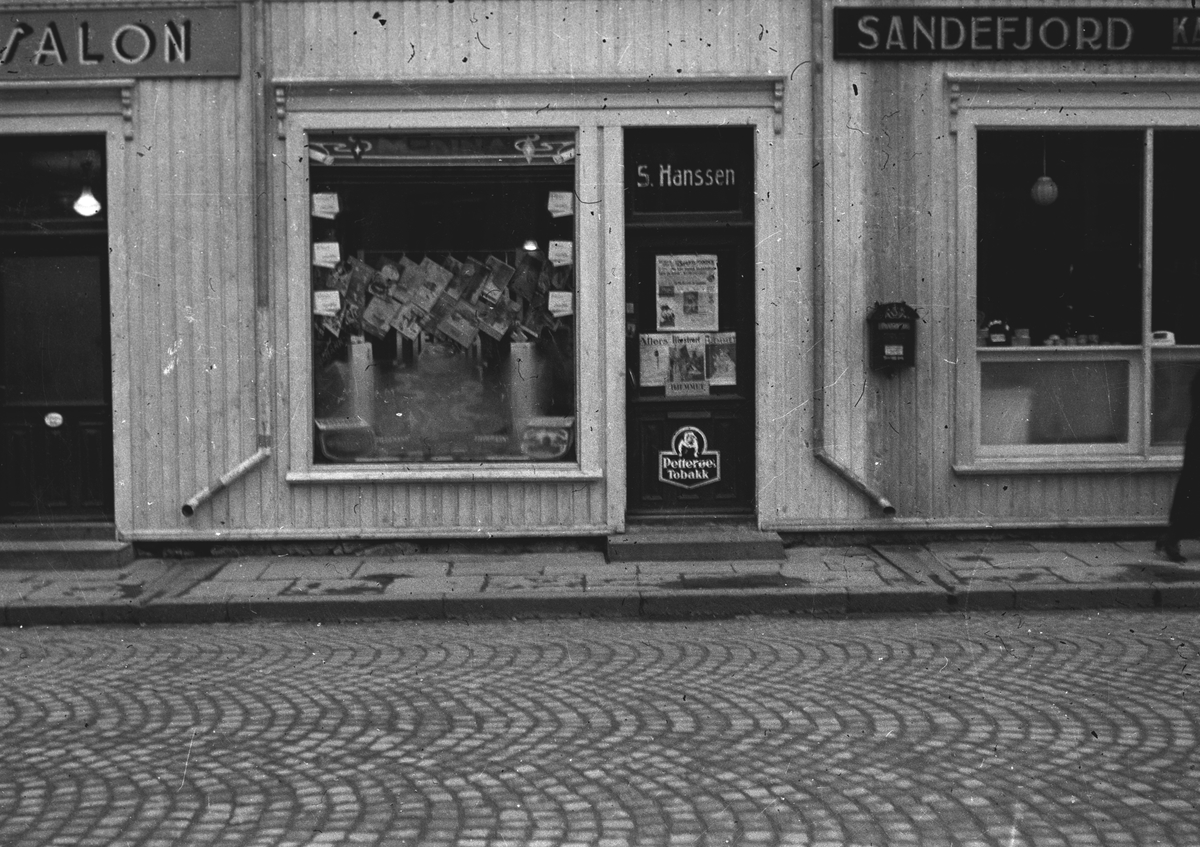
[0,136,113,520]
[624,127,756,517]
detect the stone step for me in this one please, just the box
[0,540,135,570]
[0,522,119,542]
[607,525,785,562]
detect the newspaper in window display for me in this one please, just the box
[656,254,718,332]
[639,331,737,390]
[639,333,671,386]
[705,331,737,386]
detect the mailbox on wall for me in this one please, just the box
[867,301,918,371]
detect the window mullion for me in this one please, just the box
[1141,128,1155,457]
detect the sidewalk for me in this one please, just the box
[3,538,1200,626]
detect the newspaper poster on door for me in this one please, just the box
[640,331,737,389]
[656,254,718,332]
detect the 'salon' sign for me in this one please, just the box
[833,8,1200,60]
[1,7,240,78]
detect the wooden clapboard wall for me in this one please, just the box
[114,0,1188,537]
[807,0,1194,530]
[122,68,265,538]
[119,0,809,539]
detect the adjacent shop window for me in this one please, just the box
[975,128,1200,453]
[307,131,577,464]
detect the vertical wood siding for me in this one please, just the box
[222,0,803,539]
[810,0,1189,529]
[269,0,791,80]
[114,0,1185,537]
[125,76,260,536]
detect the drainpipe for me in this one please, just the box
[183,0,273,517]
[182,448,272,518]
[809,2,895,518]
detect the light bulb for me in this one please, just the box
[73,186,101,217]
[522,239,539,252]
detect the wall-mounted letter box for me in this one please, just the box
[867,301,918,371]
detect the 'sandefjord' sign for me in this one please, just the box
[833,7,1200,60]
[1,7,240,78]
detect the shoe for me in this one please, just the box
[1156,534,1186,563]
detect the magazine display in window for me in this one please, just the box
[308,131,577,464]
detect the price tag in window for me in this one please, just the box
[313,290,341,317]
[313,241,341,268]
[312,192,340,220]
[548,240,573,266]
[547,191,574,218]
[548,291,573,317]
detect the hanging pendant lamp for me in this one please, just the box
[73,159,101,217]
[1031,139,1058,206]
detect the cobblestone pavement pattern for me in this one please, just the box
[1,611,1198,846]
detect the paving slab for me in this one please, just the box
[283,578,390,596]
[1031,541,1155,566]
[183,579,297,598]
[260,558,362,581]
[383,575,484,596]
[584,574,642,590]
[209,559,274,581]
[0,576,50,601]
[354,559,451,578]
[486,574,584,592]
[22,580,141,603]
[1044,565,1151,583]
[730,560,787,575]
[450,557,551,576]
[543,555,626,577]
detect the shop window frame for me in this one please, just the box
[281,109,602,483]
[949,75,1200,474]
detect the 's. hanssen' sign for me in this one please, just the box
[833,8,1200,60]
[1,7,240,78]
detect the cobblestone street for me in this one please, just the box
[2,610,1198,846]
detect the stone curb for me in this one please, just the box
[7,580,1200,626]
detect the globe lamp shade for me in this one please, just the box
[1031,175,1058,206]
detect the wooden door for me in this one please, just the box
[0,136,112,520]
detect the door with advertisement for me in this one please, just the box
[624,127,756,516]
[0,136,113,520]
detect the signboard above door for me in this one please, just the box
[1,6,240,78]
[833,8,1200,60]
[625,127,754,218]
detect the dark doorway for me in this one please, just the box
[0,135,113,520]
[624,127,756,517]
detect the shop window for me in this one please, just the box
[973,127,1200,459]
[307,131,577,464]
